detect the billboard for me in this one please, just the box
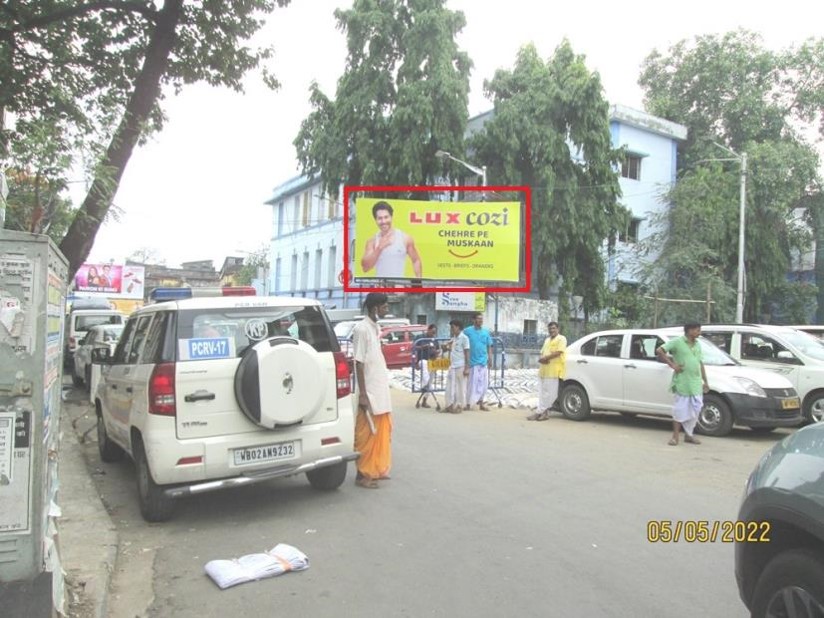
[352,196,522,283]
[74,263,145,299]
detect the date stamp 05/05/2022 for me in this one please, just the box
[646,520,771,543]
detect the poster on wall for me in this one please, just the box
[74,263,145,299]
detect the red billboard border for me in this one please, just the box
[343,185,532,294]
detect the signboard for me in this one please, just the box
[435,292,486,312]
[74,263,145,299]
[353,198,521,282]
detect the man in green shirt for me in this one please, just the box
[656,322,710,446]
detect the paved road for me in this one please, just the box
[66,386,787,617]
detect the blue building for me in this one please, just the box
[264,104,687,316]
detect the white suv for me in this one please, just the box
[92,289,357,522]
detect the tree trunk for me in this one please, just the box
[59,0,184,278]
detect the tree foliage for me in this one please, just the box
[470,42,626,320]
[235,246,270,286]
[638,30,824,323]
[294,0,472,197]
[1,0,291,278]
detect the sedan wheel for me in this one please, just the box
[697,394,733,437]
[803,393,824,424]
[560,384,591,421]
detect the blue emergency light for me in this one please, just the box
[148,286,257,302]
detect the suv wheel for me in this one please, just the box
[306,461,348,491]
[134,439,174,522]
[697,394,733,437]
[560,384,591,421]
[85,366,92,393]
[803,391,824,424]
[72,366,83,387]
[751,549,824,618]
[97,413,125,463]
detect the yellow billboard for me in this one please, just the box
[353,198,521,282]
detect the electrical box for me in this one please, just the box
[0,230,67,600]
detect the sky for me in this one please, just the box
[81,0,824,269]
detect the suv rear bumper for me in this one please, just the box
[165,452,360,499]
[726,393,803,427]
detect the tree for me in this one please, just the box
[639,30,824,322]
[1,0,291,278]
[294,0,472,198]
[127,247,166,266]
[235,246,269,286]
[470,42,626,321]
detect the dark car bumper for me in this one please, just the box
[726,392,803,427]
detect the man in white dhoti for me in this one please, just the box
[656,322,709,446]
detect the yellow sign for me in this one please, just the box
[354,198,521,282]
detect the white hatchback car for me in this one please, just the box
[93,288,357,522]
[560,329,803,436]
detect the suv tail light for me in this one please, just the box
[333,351,351,399]
[149,362,176,416]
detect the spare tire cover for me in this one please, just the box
[234,337,327,428]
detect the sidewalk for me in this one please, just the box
[57,391,119,617]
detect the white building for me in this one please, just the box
[264,104,688,327]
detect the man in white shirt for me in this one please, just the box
[351,293,394,488]
[444,319,470,414]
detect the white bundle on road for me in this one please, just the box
[204,543,310,589]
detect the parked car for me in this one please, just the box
[72,324,124,388]
[559,329,802,436]
[92,288,357,522]
[64,309,125,367]
[735,422,824,617]
[380,324,429,369]
[788,324,824,341]
[691,324,824,423]
[337,318,415,368]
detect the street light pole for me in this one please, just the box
[735,152,748,323]
[435,150,496,333]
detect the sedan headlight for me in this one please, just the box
[734,377,767,398]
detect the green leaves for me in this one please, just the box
[2,0,291,277]
[294,0,471,198]
[639,30,823,322]
[471,41,625,319]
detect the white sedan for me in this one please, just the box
[559,329,803,436]
[72,324,124,390]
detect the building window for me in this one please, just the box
[328,246,337,288]
[327,196,336,219]
[416,314,427,325]
[274,258,282,293]
[290,254,297,291]
[301,251,309,290]
[523,319,537,335]
[302,192,310,227]
[621,155,642,180]
[277,203,284,236]
[293,196,300,232]
[619,218,641,244]
[315,249,323,290]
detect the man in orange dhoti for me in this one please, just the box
[352,293,393,489]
